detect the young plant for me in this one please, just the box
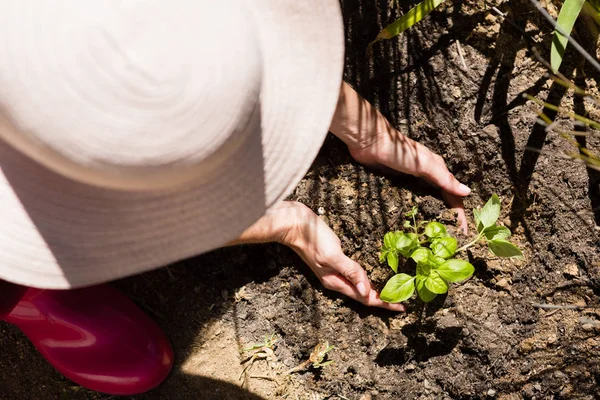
[379,195,523,304]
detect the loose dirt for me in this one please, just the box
[1,0,599,399]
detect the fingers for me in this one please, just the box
[416,149,470,198]
[322,273,406,312]
[331,254,370,297]
[442,192,469,235]
[425,166,471,198]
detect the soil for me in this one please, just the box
[1,0,600,399]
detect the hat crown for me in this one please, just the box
[0,0,262,189]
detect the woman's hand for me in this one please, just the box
[281,202,405,312]
[231,201,405,312]
[348,131,470,233]
[329,82,470,232]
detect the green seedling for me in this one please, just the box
[379,194,523,303]
[286,341,336,375]
[240,333,278,380]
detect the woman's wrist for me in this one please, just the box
[226,201,306,247]
[329,82,393,151]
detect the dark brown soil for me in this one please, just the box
[2,0,600,399]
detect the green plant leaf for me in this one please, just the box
[380,274,415,303]
[551,0,585,73]
[379,250,388,263]
[473,209,483,232]
[425,272,449,294]
[416,276,437,302]
[368,0,445,50]
[424,222,447,238]
[582,0,600,25]
[386,251,399,273]
[484,225,511,241]
[405,205,419,218]
[396,232,418,257]
[431,236,457,259]
[436,259,475,282]
[429,255,446,267]
[416,261,431,277]
[403,220,412,229]
[489,239,523,259]
[383,232,396,250]
[479,194,501,229]
[410,247,432,264]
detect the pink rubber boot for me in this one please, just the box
[1,282,173,395]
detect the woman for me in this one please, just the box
[0,0,469,395]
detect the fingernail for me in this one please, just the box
[459,183,471,195]
[356,282,368,297]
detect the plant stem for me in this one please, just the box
[456,231,484,253]
[412,214,417,234]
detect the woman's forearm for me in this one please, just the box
[329,82,404,150]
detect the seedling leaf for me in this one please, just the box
[425,272,448,294]
[489,239,523,259]
[405,206,419,218]
[379,250,388,263]
[484,225,511,241]
[473,209,483,232]
[551,0,585,73]
[416,261,431,277]
[416,276,437,302]
[383,232,396,250]
[380,274,415,303]
[411,247,433,265]
[395,232,418,257]
[436,259,475,282]
[430,255,446,267]
[386,251,399,273]
[424,222,447,238]
[431,236,457,259]
[479,194,501,228]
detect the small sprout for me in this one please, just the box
[379,195,523,303]
[309,341,336,368]
[242,333,278,352]
[286,341,336,375]
[240,333,278,380]
[405,205,419,218]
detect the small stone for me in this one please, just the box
[452,87,462,98]
[482,124,499,139]
[487,389,497,397]
[405,363,417,371]
[317,207,325,215]
[495,277,510,289]
[485,13,497,24]
[554,370,567,380]
[359,394,372,400]
[533,383,542,391]
[582,324,595,332]
[519,338,535,353]
[563,263,579,277]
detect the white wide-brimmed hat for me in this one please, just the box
[0,0,344,289]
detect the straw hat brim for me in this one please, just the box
[0,0,345,289]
